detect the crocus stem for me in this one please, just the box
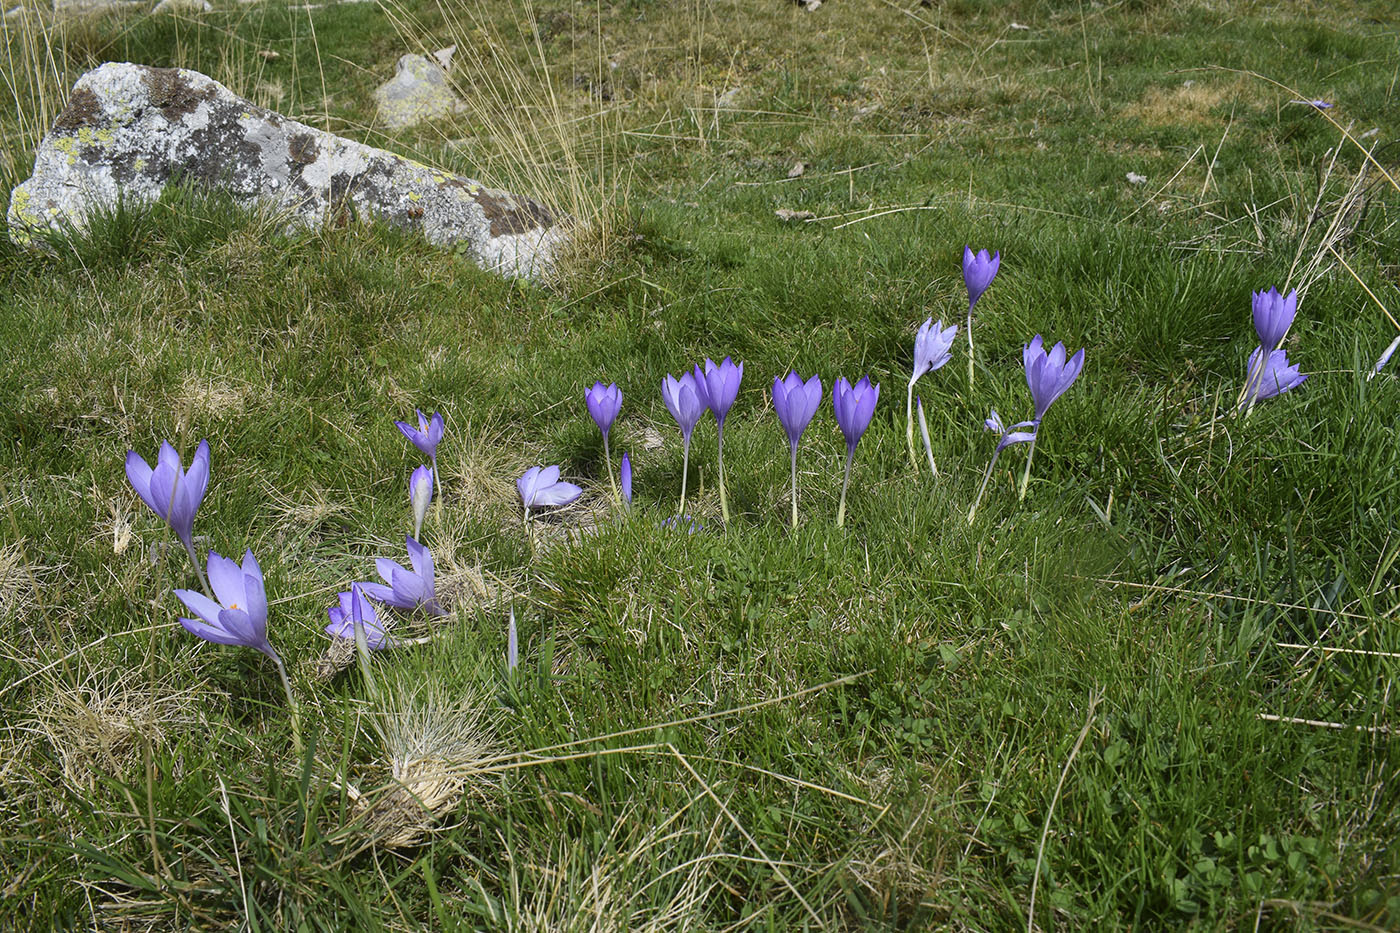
[966,307,975,389]
[678,438,690,519]
[432,454,441,502]
[602,434,618,504]
[271,654,303,758]
[917,395,938,477]
[180,536,213,599]
[836,447,855,528]
[905,379,920,471]
[968,449,1001,524]
[1238,353,1266,419]
[717,427,730,524]
[1018,436,1038,501]
[789,443,799,529]
[413,512,423,540]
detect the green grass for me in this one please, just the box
[3,0,1400,928]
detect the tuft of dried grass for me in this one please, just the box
[354,676,499,848]
[29,665,216,792]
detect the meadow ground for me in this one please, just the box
[2,0,1400,928]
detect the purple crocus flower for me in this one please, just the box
[662,371,706,518]
[1018,335,1084,500]
[907,318,957,469]
[397,410,445,498]
[585,382,622,438]
[174,549,277,661]
[772,371,822,527]
[585,382,624,503]
[1023,335,1086,422]
[832,376,880,527]
[517,465,583,512]
[968,411,1038,523]
[963,247,1001,387]
[620,452,632,510]
[175,548,301,747]
[1242,346,1307,405]
[963,247,1001,310]
[126,439,212,593]
[325,583,393,650]
[1252,287,1298,352]
[360,535,445,616]
[695,357,744,523]
[410,464,433,539]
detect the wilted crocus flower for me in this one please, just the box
[1020,335,1085,499]
[772,371,822,527]
[1291,99,1333,109]
[620,452,632,510]
[360,535,445,616]
[907,318,957,470]
[586,382,623,501]
[517,465,583,515]
[968,410,1038,523]
[832,376,880,527]
[1241,346,1307,405]
[126,439,212,594]
[694,357,744,523]
[963,246,1001,387]
[325,583,393,650]
[396,410,445,498]
[1372,335,1400,378]
[409,464,433,539]
[662,371,706,518]
[175,548,301,750]
[1252,287,1298,353]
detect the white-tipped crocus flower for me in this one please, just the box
[906,318,957,471]
[410,464,433,539]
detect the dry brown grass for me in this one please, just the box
[1123,77,1254,127]
[29,664,216,793]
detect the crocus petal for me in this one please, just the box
[204,551,245,608]
[621,452,632,506]
[996,430,1038,453]
[241,572,268,632]
[216,607,263,650]
[517,466,544,504]
[390,565,427,605]
[148,461,178,523]
[406,536,433,582]
[358,581,397,604]
[174,588,225,628]
[185,440,211,511]
[533,481,583,508]
[180,616,245,647]
[125,451,161,516]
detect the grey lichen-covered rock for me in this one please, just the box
[374,54,460,130]
[8,62,568,279]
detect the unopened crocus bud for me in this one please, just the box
[620,452,632,509]
[410,464,433,538]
